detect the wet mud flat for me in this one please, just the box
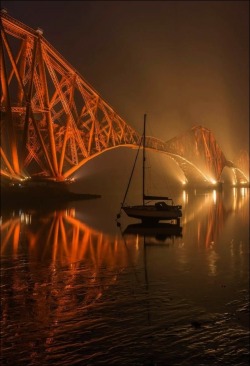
[1,184,101,211]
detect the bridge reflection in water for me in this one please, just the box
[0,208,132,298]
[1,187,248,291]
[0,187,249,365]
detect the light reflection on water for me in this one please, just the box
[0,188,249,365]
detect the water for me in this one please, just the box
[1,187,249,365]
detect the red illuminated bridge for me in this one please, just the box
[1,11,249,187]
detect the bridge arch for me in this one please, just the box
[219,164,249,186]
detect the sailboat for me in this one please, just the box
[120,114,182,225]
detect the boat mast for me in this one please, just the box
[143,114,146,206]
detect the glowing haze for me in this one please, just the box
[1,1,249,161]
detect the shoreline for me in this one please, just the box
[1,186,101,211]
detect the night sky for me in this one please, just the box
[1,0,249,161]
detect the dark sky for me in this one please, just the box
[2,0,249,160]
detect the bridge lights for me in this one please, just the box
[210,178,217,185]
[65,177,76,183]
[36,27,43,36]
[240,187,247,197]
[20,176,30,181]
[232,178,249,188]
[239,179,249,187]
[212,189,217,204]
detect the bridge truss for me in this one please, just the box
[1,11,248,186]
[0,11,141,182]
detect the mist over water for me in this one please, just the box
[1,185,249,366]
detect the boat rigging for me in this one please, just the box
[117,114,182,225]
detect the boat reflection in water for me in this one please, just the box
[123,222,182,243]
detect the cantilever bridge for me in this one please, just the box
[0,11,249,186]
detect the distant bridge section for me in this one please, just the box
[145,128,248,186]
[0,11,249,187]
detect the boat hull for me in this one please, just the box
[122,204,182,223]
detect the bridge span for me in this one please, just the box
[0,11,249,188]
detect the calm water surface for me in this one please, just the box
[1,187,249,365]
